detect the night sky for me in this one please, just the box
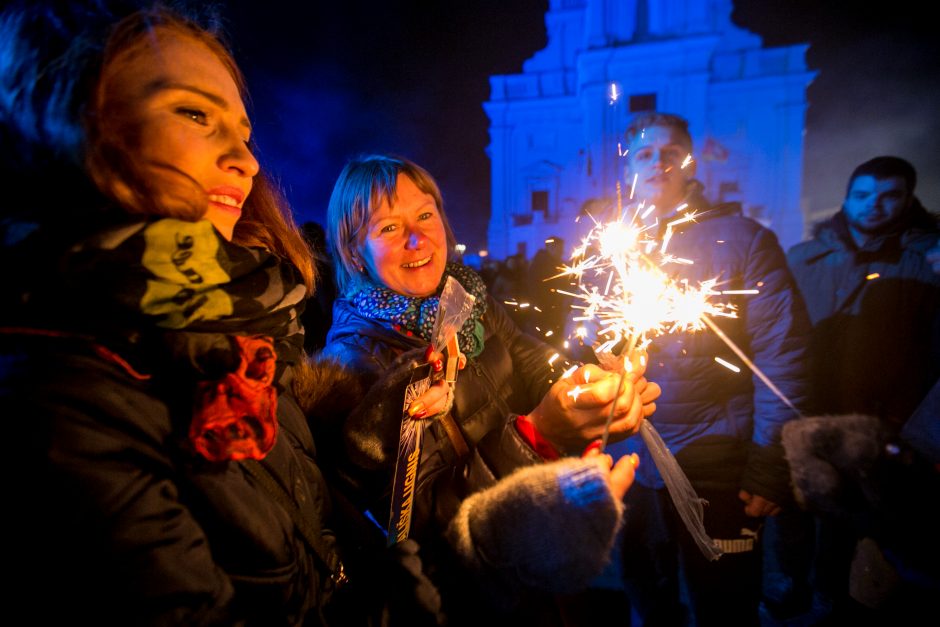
[225,1,938,252]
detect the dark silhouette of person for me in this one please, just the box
[527,236,570,351]
[302,221,338,353]
[489,252,530,329]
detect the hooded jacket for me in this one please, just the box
[787,202,940,425]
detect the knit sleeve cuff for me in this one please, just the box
[742,442,793,507]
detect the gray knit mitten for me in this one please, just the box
[446,458,624,602]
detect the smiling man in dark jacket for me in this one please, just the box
[609,113,810,626]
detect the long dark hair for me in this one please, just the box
[0,2,314,292]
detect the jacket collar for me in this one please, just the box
[813,202,938,256]
[652,180,742,238]
[327,297,422,352]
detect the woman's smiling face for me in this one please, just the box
[98,28,259,239]
[360,173,448,297]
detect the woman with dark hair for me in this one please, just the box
[0,4,446,625]
[321,154,661,622]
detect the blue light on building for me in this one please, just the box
[484,0,816,259]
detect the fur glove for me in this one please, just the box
[446,458,624,606]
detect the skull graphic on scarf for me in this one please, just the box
[190,335,279,461]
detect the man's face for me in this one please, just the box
[843,175,911,236]
[625,124,694,214]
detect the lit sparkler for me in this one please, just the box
[560,208,736,371]
[608,82,620,104]
[557,203,738,563]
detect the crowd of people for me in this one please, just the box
[1,2,937,626]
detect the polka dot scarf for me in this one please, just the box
[351,263,487,358]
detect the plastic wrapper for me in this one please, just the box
[387,276,477,545]
[431,275,475,384]
[597,348,723,561]
[639,419,723,561]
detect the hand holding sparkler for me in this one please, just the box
[405,276,472,421]
[560,202,730,560]
[405,378,452,420]
[528,358,659,454]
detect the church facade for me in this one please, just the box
[484,0,816,259]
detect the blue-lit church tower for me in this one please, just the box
[484,0,816,258]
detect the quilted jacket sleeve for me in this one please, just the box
[740,226,811,504]
[485,296,558,411]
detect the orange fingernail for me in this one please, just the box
[408,401,425,417]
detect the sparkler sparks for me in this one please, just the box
[560,203,737,562]
[608,82,620,104]
[560,205,799,417]
[714,356,741,373]
[560,209,736,362]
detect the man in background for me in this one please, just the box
[611,112,810,626]
[785,156,940,621]
[789,155,940,425]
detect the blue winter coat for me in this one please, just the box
[610,198,810,504]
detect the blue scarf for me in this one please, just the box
[351,263,487,358]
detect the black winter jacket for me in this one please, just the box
[2,331,337,626]
[319,293,557,541]
[787,205,940,425]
